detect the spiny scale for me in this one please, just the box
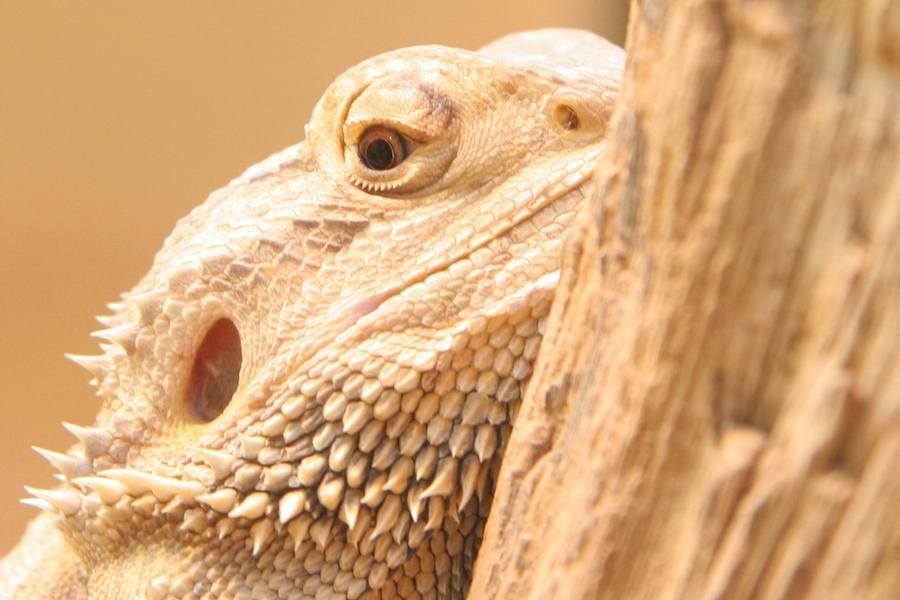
[61,421,112,457]
[23,486,82,516]
[19,497,54,512]
[32,446,91,480]
[90,322,139,352]
[72,476,127,505]
[64,353,110,380]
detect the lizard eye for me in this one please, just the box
[341,77,457,196]
[358,126,410,171]
[345,121,454,195]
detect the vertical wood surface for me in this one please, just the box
[470,1,900,598]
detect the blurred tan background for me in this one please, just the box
[0,2,627,554]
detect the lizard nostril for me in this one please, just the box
[187,318,242,422]
[552,104,580,131]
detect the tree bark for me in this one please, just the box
[469,1,900,599]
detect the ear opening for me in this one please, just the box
[186,318,242,422]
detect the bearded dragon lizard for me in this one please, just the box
[0,29,623,599]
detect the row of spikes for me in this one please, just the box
[24,467,482,561]
[65,284,178,384]
[24,442,489,558]
[63,298,145,384]
[28,426,487,518]
[24,446,487,526]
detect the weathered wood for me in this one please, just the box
[469,1,900,598]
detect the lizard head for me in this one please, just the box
[19,29,623,599]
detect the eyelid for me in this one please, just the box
[345,117,429,146]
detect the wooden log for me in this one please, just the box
[469,1,900,598]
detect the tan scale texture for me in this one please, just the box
[0,2,628,559]
[0,20,626,600]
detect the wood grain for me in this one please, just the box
[470,1,900,597]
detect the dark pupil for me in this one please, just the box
[365,138,395,170]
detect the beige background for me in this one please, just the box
[0,2,627,554]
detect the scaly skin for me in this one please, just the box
[0,30,623,599]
